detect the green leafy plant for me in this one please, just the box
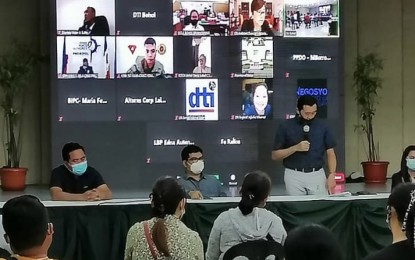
[0,42,45,168]
[352,53,383,162]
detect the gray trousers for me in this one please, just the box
[284,168,328,195]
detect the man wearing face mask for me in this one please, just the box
[49,142,112,201]
[272,95,337,195]
[183,10,205,31]
[178,145,226,200]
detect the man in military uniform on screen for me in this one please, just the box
[126,37,165,78]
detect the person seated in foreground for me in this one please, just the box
[206,170,287,260]
[49,142,112,201]
[124,176,204,260]
[363,183,415,260]
[391,145,415,190]
[1,195,54,260]
[178,145,226,199]
[284,223,343,260]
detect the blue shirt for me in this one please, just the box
[243,104,272,117]
[178,174,227,198]
[273,117,336,169]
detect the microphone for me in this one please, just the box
[303,124,310,141]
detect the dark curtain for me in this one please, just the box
[46,199,389,260]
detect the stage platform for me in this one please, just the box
[0,182,393,260]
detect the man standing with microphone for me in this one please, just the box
[272,95,337,195]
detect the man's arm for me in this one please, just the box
[326,148,337,193]
[272,141,309,161]
[95,184,112,200]
[50,187,88,201]
[326,148,337,174]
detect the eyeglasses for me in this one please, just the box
[188,156,204,163]
[146,49,156,54]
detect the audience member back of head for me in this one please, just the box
[284,223,343,260]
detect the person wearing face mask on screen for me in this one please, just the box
[49,142,112,201]
[272,95,337,196]
[183,10,205,31]
[178,145,226,200]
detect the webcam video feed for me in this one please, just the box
[241,79,273,119]
[115,0,172,36]
[57,36,115,79]
[228,79,273,120]
[56,0,115,36]
[173,0,230,36]
[240,37,273,78]
[284,0,339,38]
[173,37,212,78]
[230,0,284,36]
[116,36,174,78]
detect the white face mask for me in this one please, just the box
[190,160,204,174]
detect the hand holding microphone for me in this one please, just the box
[297,124,310,152]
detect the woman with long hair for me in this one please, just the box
[124,176,203,260]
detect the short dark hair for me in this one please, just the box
[297,95,317,111]
[238,170,271,215]
[61,142,85,161]
[150,176,186,256]
[144,37,156,46]
[284,224,343,260]
[190,9,199,17]
[2,195,49,253]
[388,183,415,247]
[82,58,88,63]
[181,145,203,161]
[87,6,96,16]
[251,0,266,13]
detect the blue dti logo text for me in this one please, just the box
[189,87,215,108]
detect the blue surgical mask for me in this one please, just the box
[407,158,415,171]
[71,161,88,176]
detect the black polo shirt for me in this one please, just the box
[49,165,105,194]
[273,117,336,170]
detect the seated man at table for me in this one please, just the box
[49,142,112,201]
[178,145,226,200]
[1,195,54,260]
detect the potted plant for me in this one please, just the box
[352,53,389,183]
[0,42,44,190]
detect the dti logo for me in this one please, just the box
[189,87,214,111]
[186,79,218,121]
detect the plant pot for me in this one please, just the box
[361,161,389,184]
[0,168,27,191]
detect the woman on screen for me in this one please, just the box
[241,0,274,36]
[124,177,203,260]
[206,170,286,260]
[391,145,415,190]
[243,83,271,117]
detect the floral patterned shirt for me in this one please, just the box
[124,215,204,260]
